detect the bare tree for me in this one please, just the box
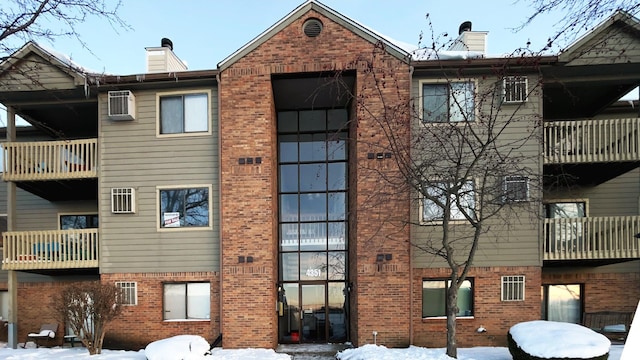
[343,34,544,357]
[52,281,124,355]
[520,0,640,51]
[0,0,127,56]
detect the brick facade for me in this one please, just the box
[219,9,411,348]
[101,272,220,350]
[413,266,542,348]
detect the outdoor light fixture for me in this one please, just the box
[376,254,385,262]
[238,256,245,263]
[635,233,640,239]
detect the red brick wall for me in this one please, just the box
[413,266,542,348]
[219,8,412,348]
[102,272,220,350]
[542,270,640,313]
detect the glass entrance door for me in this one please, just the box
[301,284,325,342]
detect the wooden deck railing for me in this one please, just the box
[544,216,640,261]
[544,118,640,164]
[2,139,98,181]
[2,229,99,270]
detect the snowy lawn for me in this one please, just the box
[0,342,626,360]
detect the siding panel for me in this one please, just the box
[99,86,219,273]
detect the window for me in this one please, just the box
[503,176,529,202]
[422,180,475,222]
[159,92,209,134]
[503,76,528,103]
[163,282,210,320]
[0,214,6,251]
[159,186,211,229]
[111,188,136,213]
[422,81,475,122]
[422,279,473,317]
[542,284,582,324]
[60,214,98,229]
[116,282,137,306]
[502,275,525,301]
[0,290,8,320]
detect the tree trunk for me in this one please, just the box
[446,277,460,358]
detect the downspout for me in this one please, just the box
[408,64,415,345]
[216,72,224,343]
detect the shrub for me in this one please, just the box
[508,332,608,360]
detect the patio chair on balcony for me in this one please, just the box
[22,323,58,348]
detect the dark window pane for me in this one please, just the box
[278,111,298,132]
[422,281,446,317]
[327,109,348,130]
[422,84,447,122]
[299,110,326,132]
[160,188,209,228]
[60,215,98,229]
[160,96,184,134]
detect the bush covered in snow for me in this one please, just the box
[508,320,610,360]
[145,335,211,360]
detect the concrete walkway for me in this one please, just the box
[276,343,352,360]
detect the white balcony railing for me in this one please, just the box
[2,139,98,181]
[2,229,99,270]
[544,216,640,261]
[544,118,640,164]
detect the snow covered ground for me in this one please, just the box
[0,341,626,360]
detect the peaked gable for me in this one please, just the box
[217,0,409,71]
[559,11,640,65]
[0,42,90,91]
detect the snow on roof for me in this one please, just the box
[509,320,611,359]
[31,42,106,76]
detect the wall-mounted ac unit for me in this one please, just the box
[108,90,136,120]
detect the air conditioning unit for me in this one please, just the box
[108,90,136,120]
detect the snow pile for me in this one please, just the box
[509,320,610,359]
[145,335,211,360]
[338,344,455,360]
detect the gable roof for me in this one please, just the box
[0,41,98,83]
[558,10,640,63]
[217,0,410,71]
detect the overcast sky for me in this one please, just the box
[18,0,575,74]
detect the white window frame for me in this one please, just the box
[502,76,528,103]
[111,188,136,214]
[163,282,210,321]
[157,184,213,231]
[420,179,476,224]
[116,281,138,306]
[503,176,530,203]
[501,275,525,301]
[156,89,212,137]
[419,79,477,123]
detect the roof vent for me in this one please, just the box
[161,38,173,50]
[459,21,472,34]
[303,18,323,38]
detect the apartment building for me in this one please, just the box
[0,1,637,350]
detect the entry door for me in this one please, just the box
[301,284,325,342]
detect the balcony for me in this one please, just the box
[2,229,99,271]
[544,118,640,164]
[2,139,97,182]
[544,216,640,262]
